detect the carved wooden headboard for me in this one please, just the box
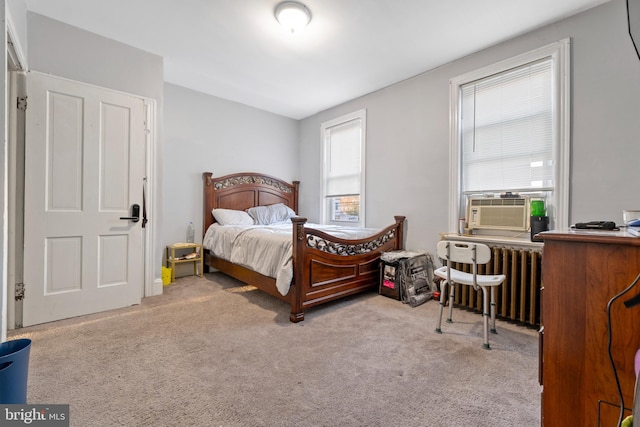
[202,172,300,235]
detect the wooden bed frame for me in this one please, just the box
[202,172,405,322]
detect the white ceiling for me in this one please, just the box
[24,0,611,119]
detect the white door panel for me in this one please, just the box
[23,72,144,326]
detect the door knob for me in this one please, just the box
[120,204,140,223]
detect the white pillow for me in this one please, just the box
[212,208,255,226]
[246,203,296,225]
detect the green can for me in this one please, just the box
[531,200,545,217]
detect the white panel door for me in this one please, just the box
[22,72,145,326]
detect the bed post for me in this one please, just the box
[292,181,300,214]
[290,216,307,323]
[202,172,215,273]
[394,216,406,250]
[202,172,214,234]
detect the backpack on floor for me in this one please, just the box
[381,251,435,307]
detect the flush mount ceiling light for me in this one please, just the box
[274,1,312,34]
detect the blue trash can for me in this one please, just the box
[0,338,31,404]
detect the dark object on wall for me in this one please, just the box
[628,0,640,61]
[531,216,549,242]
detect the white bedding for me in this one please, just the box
[203,221,380,295]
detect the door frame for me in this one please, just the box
[6,10,27,338]
[143,98,158,299]
[7,70,24,332]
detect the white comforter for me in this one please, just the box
[203,221,380,296]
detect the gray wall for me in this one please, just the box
[7,0,26,56]
[299,0,640,253]
[27,13,163,102]
[162,83,299,264]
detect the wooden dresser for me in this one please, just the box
[540,230,640,426]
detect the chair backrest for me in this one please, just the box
[436,241,492,265]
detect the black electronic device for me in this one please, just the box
[531,216,549,242]
[573,221,617,230]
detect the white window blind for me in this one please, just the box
[325,119,361,197]
[461,58,553,193]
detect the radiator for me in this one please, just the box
[446,246,542,327]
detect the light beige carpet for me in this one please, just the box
[8,273,541,427]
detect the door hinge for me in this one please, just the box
[15,282,24,301]
[17,96,27,111]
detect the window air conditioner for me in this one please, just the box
[467,197,530,232]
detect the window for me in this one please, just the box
[320,109,366,226]
[461,59,553,192]
[449,39,570,234]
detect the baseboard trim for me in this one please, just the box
[150,278,164,296]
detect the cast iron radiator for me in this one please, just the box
[444,246,542,327]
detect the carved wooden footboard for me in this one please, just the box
[290,216,405,322]
[202,172,405,322]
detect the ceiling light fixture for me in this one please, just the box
[274,1,311,34]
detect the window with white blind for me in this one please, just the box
[320,109,366,226]
[449,39,571,234]
[461,59,553,192]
